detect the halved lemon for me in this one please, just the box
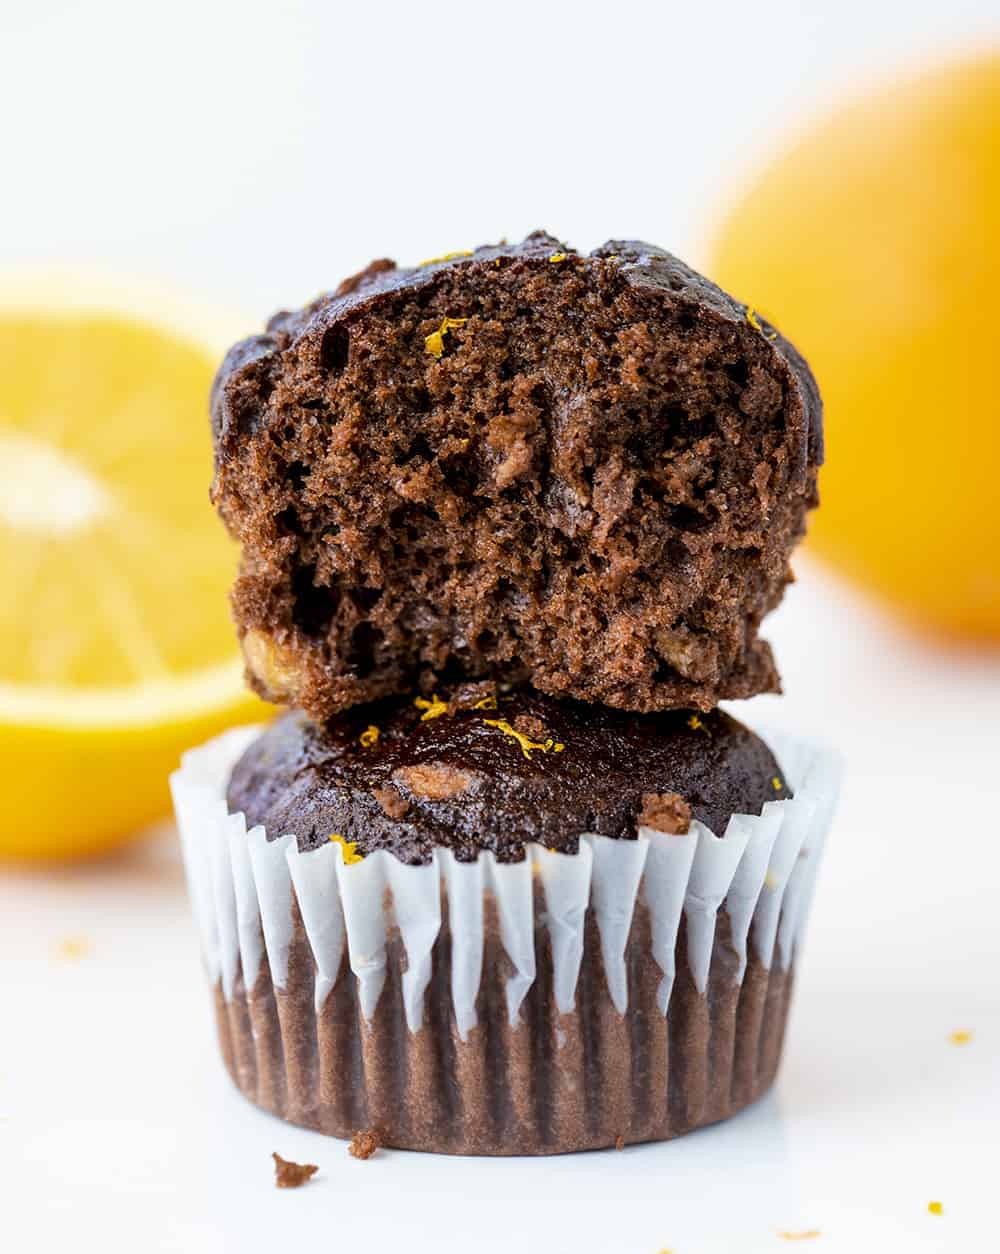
[0,270,268,860]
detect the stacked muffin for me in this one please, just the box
[172,233,840,1154]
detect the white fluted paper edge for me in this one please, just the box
[170,724,841,1040]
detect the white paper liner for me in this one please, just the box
[171,723,841,1040]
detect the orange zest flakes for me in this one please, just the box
[772,776,783,791]
[329,833,363,865]
[927,1201,944,1216]
[414,693,448,721]
[472,694,498,710]
[424,316,468,359]
[949,1029,973,1045]
[778,1231,821,1242]
[549,252,568,263]
[746,307,764,332]
[482,718,565,760]
[687,714,708,733]
[417,249,473,268]
[359,724,380,748]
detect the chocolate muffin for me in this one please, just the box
[170,690,839,1155]
[211,232,822,721]
[227,686,792,865]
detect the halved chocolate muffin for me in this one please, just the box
[173,688,837,1156]
[210,232,822,721]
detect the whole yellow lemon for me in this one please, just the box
[711,51,1000,641]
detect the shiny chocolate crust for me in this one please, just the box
[211,232,822,720]
[226,687,790,864]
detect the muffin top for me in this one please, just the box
[227,685,790,864]
[211,232,821,723]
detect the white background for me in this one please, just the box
[3,0,999,309]
[2,3,999,1252]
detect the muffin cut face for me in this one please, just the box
[212,232,822,719]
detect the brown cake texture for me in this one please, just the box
[211,232,822,721]
[227,686,790,865]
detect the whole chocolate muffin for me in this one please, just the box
[164,688,841,1156]
[228,685,791,865]
[211,232,822,721]
[169,697,833,1153]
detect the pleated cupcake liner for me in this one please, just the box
[171,722,841,1154]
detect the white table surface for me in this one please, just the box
[2,563,998,1254]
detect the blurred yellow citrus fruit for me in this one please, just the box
[711,51,1000,641]
[0,272,267,861]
